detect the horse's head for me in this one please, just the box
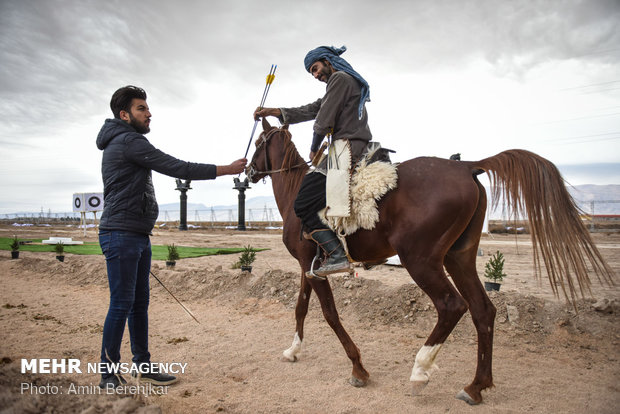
[246,117,294,183]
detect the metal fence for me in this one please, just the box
[0,208,284,228]
[157,208,283,228]
[1,200,618,229]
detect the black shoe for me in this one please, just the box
[308,229,352,278]
[99,375,127,389]
[131,371,178,386]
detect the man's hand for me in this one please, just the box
[254,107,281,120]
[309,151,317,162]
[216,158,247,176]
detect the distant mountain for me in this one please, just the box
[158,196,278,212]
[567,185,620,215]
[486,184,620,218]
[233,195,279,210]
[158,202,210,211]
[157,197,280,222]
[567,184,620,203]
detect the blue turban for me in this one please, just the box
[304,45,370,119]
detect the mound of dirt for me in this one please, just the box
[151,265,620,345]
[9,255,618,342]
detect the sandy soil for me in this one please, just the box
[0,224,619,413]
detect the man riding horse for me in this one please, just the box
[254,45,372,279]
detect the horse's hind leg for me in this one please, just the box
[282,270,313,362]
[445,247,497,405]
[310,279,370,387]
[399,256,469,394]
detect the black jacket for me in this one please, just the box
[96,118,217,234]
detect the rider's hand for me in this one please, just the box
[254,107,281,120]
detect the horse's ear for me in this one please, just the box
[262,117,272,131]
[282,124,289,130]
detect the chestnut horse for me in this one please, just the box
[245,119,614,404]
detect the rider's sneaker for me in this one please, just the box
[99,375,127,389]
[131,371,178,386]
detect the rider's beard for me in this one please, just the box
[128,113,150,134]
[320,65,333,82]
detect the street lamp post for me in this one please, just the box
[175,179,192,231]
[233,177,250,231]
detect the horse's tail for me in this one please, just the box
[473,149,615,305]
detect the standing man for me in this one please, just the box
[254,45,372,279]
[96,85,246,388]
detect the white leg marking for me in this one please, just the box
[410,344,442,382]
[282,332,302,361]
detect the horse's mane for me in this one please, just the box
[277,128,308,195]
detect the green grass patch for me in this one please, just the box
[151,245,249,261]
[0,237,261,261]
[0,238,102,255]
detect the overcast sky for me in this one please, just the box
[1,0,619,214]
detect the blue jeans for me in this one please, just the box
[99,231,151,378]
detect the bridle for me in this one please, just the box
[247,126,310,179]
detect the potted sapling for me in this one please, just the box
[10,236,20,259]
[238,245,256,273]
[166,243,180,268]
[484,250,506,291]
[55,242,65,262]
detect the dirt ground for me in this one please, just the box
[0,224,619,414]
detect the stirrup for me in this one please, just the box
[305,245,327,281]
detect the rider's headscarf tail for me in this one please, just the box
[304,45,370,119]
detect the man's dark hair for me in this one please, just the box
[110,85,147,119]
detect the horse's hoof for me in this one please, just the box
[456,389,479,405]
[349,376,367,387]
[411,380,429,396]
[281,352,297,362]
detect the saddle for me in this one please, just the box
[318,142,398,262]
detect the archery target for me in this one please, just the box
[85,193,104,212]
[72,193,85,212]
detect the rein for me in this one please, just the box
[255,162,310,176]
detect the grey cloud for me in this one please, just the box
[1,0,619,140]
[0,0,304,135]
[0,1,140,135]
[480,0,620,76]
[347,0,620,75]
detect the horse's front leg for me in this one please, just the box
[310,279,370,387]
[282,269,313,362]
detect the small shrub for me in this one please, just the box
[10,236,19,251]
[484,250,506,283]
[238,245,256,267]
[54,242,64,255]
[166,244,180,262]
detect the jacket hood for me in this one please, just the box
[96,118,137,150]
